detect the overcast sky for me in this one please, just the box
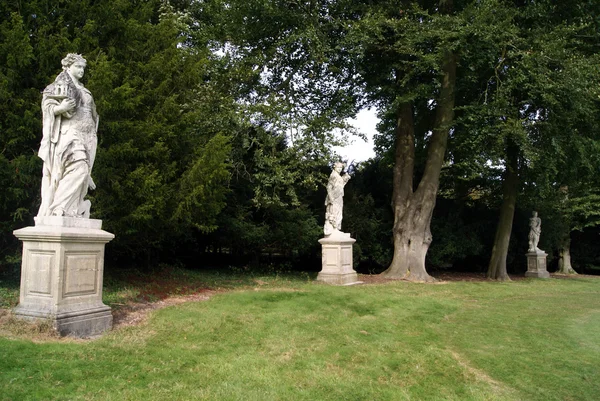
[333,108,379,162]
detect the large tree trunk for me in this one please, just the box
[557,237,578,274]
[381,48,456,282]
[557,187,577,275]
[486,141,519,281]
[382,102,416,280]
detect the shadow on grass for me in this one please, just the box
[103,265,314,305]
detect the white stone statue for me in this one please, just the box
[528,211,542,253]
[324,162,351,236]
[37,53,98,218]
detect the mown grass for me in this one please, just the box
[0,268,599,400]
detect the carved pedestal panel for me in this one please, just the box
[317,232,361,285]
[525,251,550,279]
[13,217,114,337]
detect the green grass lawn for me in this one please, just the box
[1,269,599,400]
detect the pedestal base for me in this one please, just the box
[316,232,361,286]
[316,272,361,286]
[525,251,550,278]
[14,304,113,337]
[13,217,115,337]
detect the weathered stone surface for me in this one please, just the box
[35,216,102,229]
[13,218,114,337]
[525,251,550,279]
[317,232,361,286]
[324,162,351,236]
[13,54,113,337]
[528,211,543,253]
[38,53,99,218]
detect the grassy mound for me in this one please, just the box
[1,269,599,400]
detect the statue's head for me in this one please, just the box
[60,53,87,82]
[532,211,538,217]
[61,53,87,70]
[333,161,344,173]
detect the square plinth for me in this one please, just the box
[525,251,550,278]
[13,219,115,337]
[317,233,361,286]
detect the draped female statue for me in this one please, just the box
[37,54,98,218]
[528,211,542,252]
[324,162,351,236]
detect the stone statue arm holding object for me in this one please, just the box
[37,53,99,218]
[54,98,77,115]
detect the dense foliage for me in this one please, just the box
[1,0,599,274]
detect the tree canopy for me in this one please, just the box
[1,0,599,276]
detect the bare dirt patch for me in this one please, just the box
[111,289,219,330]
[357,271,508,284]
[433,271,528,282]
[550,273,599,280]
[0,290,220,342]
[358,271,599,284]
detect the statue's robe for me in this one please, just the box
[38,75,98,217]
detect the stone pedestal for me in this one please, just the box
[317,232,361,285]
[13,217,114,337]
[525,250,550,278]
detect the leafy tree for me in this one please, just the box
[196,0,466,281]
[343,159,394,271]
[359,0,461,281]
[213,0,599,282]
[429,0,600,280]
[202,125,324,266]
[0,0,237,266]
[481,2,600,280]
[189,0,365,207]
[0,11,39,264]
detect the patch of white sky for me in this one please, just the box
[213,43,380,161]
[333,108,379,163]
